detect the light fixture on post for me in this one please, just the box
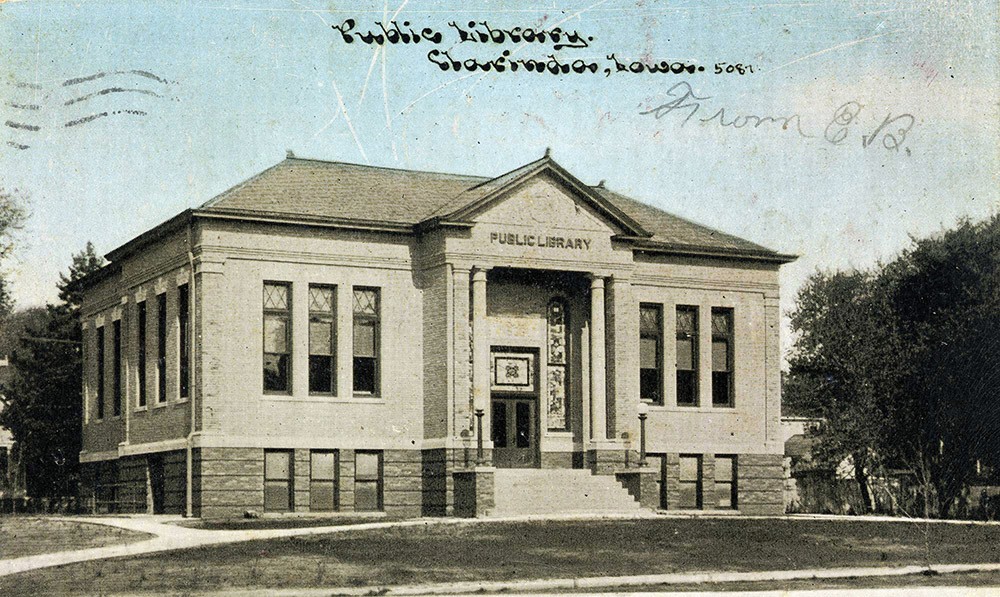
[637,401,649,467]
[475,408,485,466]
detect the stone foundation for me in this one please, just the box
[80,448,784,517]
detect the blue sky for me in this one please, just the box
[0,0,997,352]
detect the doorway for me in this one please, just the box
[492,396,538,468]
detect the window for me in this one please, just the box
[96,325,105,419]
[178,284,190,399]
[639,303,663,404]
[678,454,702,509]
[676,306,699,406]
[715,455,737,509]
[112,319,122,417]
[546,298,569,430]
[711,308,734,407]
[352,288,380,395]
[156,293,167,404]
[263,449,293,512]
[310,450,339,511]
[263,282,291,393]
[309,285,336,394]
[137,301,147,408]
[354,451,383,511]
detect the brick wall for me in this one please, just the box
[193,446,426,519]
[654,452,782,514]
[738,453,784,515]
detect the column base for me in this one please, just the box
[586,442,631,475]
[453,466,495,518]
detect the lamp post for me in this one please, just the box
[475,409,485,466]
[637,401,649,467]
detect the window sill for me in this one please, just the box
[262,395,385,405]
[645,404,741,413]
[177,397,190,404]
[135,406,148,413]
[152,402,168,410]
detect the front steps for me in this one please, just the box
[489,468,647,516]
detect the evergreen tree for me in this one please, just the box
[0,243,104,501]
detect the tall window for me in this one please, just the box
[112,319,122,417]
[309,285,336,394]
[96,325,105,419]
[354,451,383,511]
[178,284,190,399]
[676,306,699,406]
[711,308,734,407]
[137,301,147,408]
[352,288,380,395]
[546,298,569,430]
[678,454,702,509]
[263,282,291,393]
[639,303,663,404]
[310,450,339,511]
[156,293,167,404]
[715,455,738,509]
[263,449,293,512]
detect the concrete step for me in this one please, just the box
[489,468,647,516]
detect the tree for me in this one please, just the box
[886,216,1000,516]
[0,243,105,500]
[786,214,1000,518]
[785,269,908,513]
[0,187,28,318]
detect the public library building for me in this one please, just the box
[78,151,794,518]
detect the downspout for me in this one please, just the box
[185,219,197,517]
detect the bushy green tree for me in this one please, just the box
[786,269,908,512]
[0,243,104,500]
[887,216,1000,516]
[787,214,1000,518]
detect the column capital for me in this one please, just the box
[471,267,490,282]
[588,273,606,289]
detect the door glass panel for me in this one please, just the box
[492,401,508,448]
[515,401,531,448]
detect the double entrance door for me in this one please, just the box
[491,396,538,468]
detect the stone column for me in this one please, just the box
[471,268,490,455]
[589,274,607,442]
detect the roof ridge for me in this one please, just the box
[283,155,490,181]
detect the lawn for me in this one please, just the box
[3,518,1000,595]
[0,518,151,560]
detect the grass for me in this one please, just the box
[2,518,1000,594]
[583,570,1000,593]
[0,518,151,559]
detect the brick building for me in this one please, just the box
[77,151,794,518]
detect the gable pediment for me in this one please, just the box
[425,157,650,239]
[473,173,621,234]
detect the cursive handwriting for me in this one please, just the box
[641,82,915,150]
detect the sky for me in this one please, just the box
[0,0,997,357]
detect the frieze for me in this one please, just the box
[490,231,591,250]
